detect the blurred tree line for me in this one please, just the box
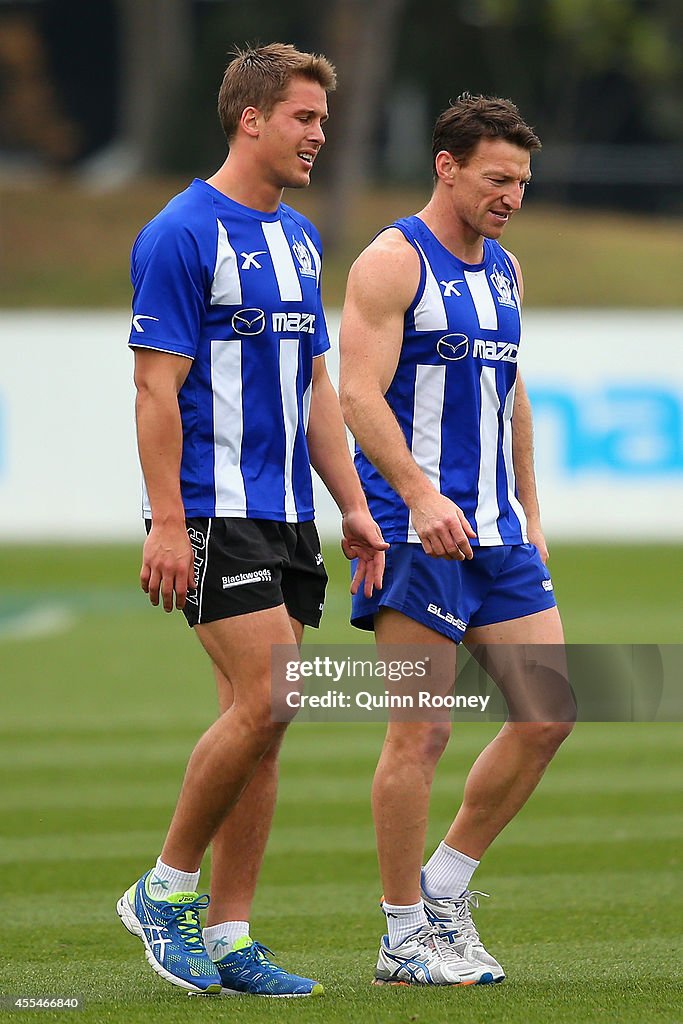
[1,0,682,239]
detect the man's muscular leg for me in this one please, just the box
[444,606,574,860]
[372,609,455,905]
[159,605,299,871]
[206,618,304,925]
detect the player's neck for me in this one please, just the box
[206,155,283,214]
[418,198,485,265]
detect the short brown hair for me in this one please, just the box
[432,92,541,169]
[218,43,337,142]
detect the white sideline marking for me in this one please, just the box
[0,605,77,642]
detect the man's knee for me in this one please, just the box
[515,719,574,761]
[386,721,452,766]
[543,719,574,751]
[228,699,287,748]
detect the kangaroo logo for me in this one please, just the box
[490,264,517,308]
[292,239,316,278]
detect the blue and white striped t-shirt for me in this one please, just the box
[128,178,330,522]
[355,215,528,546]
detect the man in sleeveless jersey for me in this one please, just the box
[117,44,387,998]
[340,94,574,986]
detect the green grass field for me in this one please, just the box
[2,543,682,1023]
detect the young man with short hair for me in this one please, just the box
[117,43,386,998]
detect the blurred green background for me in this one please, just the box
[1,0,682,310]
[3,182,683,310]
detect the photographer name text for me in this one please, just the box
[285,689,491,712]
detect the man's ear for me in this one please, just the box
[240,106,261,138]
[434,150,459,183]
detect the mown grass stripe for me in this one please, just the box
[4,866,681,921]
[1,822,680,865]
[5,810,681,865]
[5,759,682,798]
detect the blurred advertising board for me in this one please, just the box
[0,310,681,541]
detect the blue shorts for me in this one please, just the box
[351,543,556,643]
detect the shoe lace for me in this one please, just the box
[414,926,465,963]
[443,890,490,946]
[163,894,210,954]
[456,890,490,943]
[240,941,288,975]
[235,941,297,992]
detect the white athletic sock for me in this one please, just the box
[423,842,479,898]
[204,921,251,960]
[382,899,428,949]
[147,857,200,900]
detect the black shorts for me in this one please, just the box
[145,518,328,628]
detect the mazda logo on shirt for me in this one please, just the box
[436,333,469,361]
[232,308,266,335]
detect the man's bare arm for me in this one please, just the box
[339,231,475,561]
[512,372,548,562]
[133,348,195,610]
[307,354,387,597]
[503,249,549,562]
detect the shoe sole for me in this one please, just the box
[206,983,324,998]
[372,977,480,986]
[116,892,221,995]
[373,969,495,986]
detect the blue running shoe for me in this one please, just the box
[213,937,323,997]
[116,871,221,994]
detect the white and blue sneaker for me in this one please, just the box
[212,936,323,997]
[374,925,494,986]
[116,871,221,994]
[421,871,505,982]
